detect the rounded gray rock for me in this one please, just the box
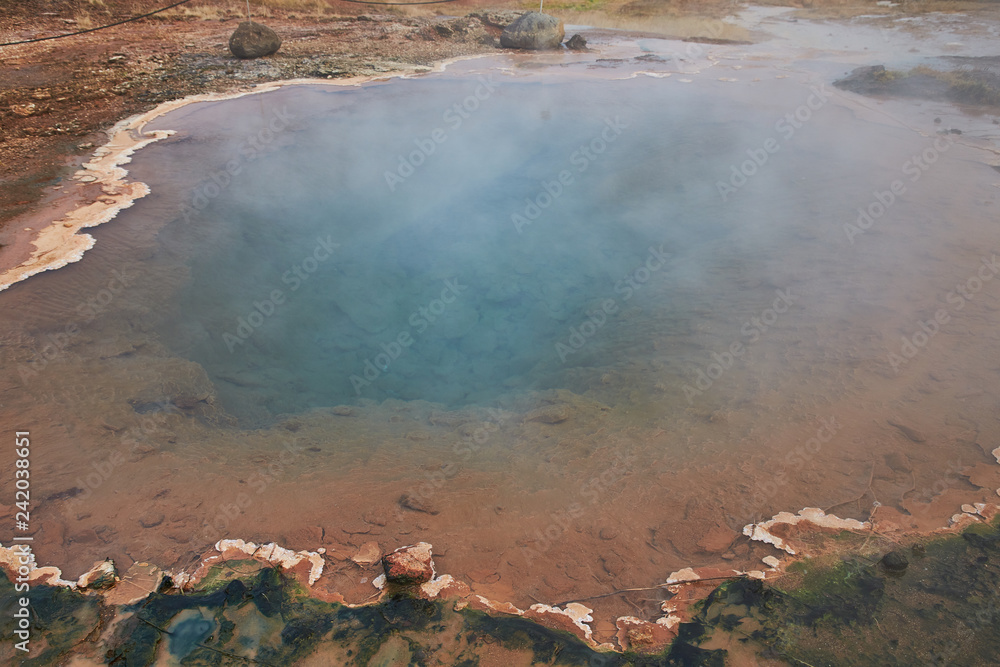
[500,12,564,50]
[229,21,282,59]
[880,549,909,572]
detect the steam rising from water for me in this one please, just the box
[2,48,998,620]
[139,69,973,426]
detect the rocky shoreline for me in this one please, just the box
[0,8,522,256]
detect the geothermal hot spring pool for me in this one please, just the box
[2,33,1000,636]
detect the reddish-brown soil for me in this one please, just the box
[0,1,509,243]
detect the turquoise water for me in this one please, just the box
[147,74,755,423]
[133,62,997,431]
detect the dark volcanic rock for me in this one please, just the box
[500,12,564,50]
[566,34,588,51]
[880,549,909,573]
[229,21,282,59]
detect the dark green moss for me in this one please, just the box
[6,518,1000,666]
[0,569,101,666]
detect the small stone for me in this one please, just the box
[171,395,203,410]
[351,541,382,566]
[382,542,435,585]
[566,34,588,51]
[887,419,925,443]
[363,511,388,526]
[10,103,38,117]
[77,559,118,590]
[880,549,909,572]
[598,526,619,540]
[139,513,164,528]
[616,616,676,652]
[332,405,354,416]
[467,568,500,584]
[399,493,439,515]
[525,405,570,424]
[762,555,780,569]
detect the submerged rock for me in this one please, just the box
[399,492,439,515]
[525,404,571,424]
[566,34,588,51]
[880,550,909,572]
[697,525,737,554]
[229,21,282,59]
[351,541,382,567]
[500,12,564,50]
[382,542,435,585]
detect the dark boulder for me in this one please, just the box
[566,34,588,51]
[880,549,909,573]
[500,12,564,50]
[229,21,282,59]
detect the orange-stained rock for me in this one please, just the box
[382,542,435,585]
[616,616,678,652]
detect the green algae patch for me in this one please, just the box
[0,570,102,666]
[1,560,627,665]
[685,520,1000,665]
[3,519,999,665]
